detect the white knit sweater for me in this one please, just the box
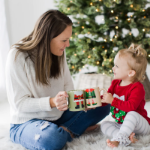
[5,48,74,124]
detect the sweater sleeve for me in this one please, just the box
[63,52,74,92]
[107,80,117,94]
[111,83,145,112]
[6,49,51,113]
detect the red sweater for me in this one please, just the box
[108,79,150,124]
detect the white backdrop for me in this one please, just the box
[5,0,57,46]
[0,0,10,102]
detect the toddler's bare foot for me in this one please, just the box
[106,139,119,148]
[129,133,138,143]
[85,124,99,133]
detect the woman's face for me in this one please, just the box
[50,25,72,56]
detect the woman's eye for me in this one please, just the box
[63,40,67,42]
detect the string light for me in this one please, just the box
[90,2,93,5]
[110,38,113,41]
[83,50,85,53]
[75,33,77,35]
[67,8,70,10]
[102,46,105,48]
[79,69,81,72]
[96,9,99,12]
[74,54,77,56]
[99,0,102,1]
[97,61,100,64]
[104,58,106,61]
[115,26,118,29]
[130,4,133,8]
[70,1,72,2]
[127,18,131,21]
[115,16,118,20]
[109,59,112,62]
[129,32,132,35]
[144,16,146,18]
[104,39,107,42]
[72,66,74,69]
[109,70,112,72]
[148,54,150,57]
[88,32,90,34]
[92,48,95,50]
[88,55,91,58]
[113,0,116,1]
[143,29,145,32]
[111,10,114,13]
[112,50,115,53]
[82,26,84,29]
[143,9,145,12]
[105,49,107,52]
[83,66,85,68]
[115,35,117,38]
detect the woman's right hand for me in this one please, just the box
[50,91,69,111]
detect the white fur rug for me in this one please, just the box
[1,124,150,150]
[1,101,150,150]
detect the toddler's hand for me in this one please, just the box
[101,92,113,104]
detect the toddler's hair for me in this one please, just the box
[118,43,147,82]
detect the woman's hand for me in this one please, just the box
[101,92,113,104]
[50,91,68,111]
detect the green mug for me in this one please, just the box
[84,87,107,108]
[67,90,86,111]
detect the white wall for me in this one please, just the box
[5,0,57,46]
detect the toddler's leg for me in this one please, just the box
[100,121,120,137]
[111,111,150,147]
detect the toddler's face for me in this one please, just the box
[112,53,131,81]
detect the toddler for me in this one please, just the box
[101,43,150,148]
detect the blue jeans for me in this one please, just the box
[10,105,110,150]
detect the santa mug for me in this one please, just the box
[67,90,86,111]
[84,87,107,108]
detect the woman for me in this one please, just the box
[6,10,110,150]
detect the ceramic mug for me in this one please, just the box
[84,87,107,108]
[67,90,86,111]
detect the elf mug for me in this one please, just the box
[84,87,107,108]
[67,90,86,111]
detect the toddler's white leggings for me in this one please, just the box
[101,111,150,146]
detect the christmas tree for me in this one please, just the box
[55,0,150,75]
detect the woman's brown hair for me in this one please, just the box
[12,10,73,85]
